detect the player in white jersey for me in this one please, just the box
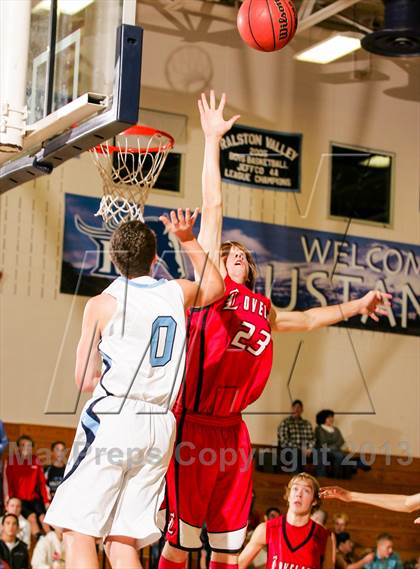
[45,209,225,569]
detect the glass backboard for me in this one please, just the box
[27,0,127,125]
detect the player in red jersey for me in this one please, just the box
[239,474,334,569]
[158,91,391,569]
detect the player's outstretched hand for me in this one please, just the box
[357,290,392,322]
[198,90,240,139]
[159,208,199,243]
[319,486,352,502]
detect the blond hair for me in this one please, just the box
[333,512,349,524]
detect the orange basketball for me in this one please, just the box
[237,0,298,52]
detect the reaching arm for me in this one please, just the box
[269,291,392,333]
[347,553,375,569]
[75,294,115,392]
[238,523,267,569]
[336,549,374,569]
[160,208,225,308]
[319,486,420,513]
[197,91,240,270]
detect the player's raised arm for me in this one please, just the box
[75,294,115,392]
[269,290,392,333]
[238,522,267,569]
[197,90,240,270]
[160,208,225,308]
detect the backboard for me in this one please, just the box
[0,0,142,192]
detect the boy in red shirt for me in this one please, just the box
[3,436,49,537]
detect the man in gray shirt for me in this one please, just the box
[278,400,315,473]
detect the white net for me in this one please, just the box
[91,127,174,225]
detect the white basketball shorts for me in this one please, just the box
[44,396,176,548]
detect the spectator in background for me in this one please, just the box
[246,507,281,569]
[44,442,66,500]
[3,436,49,537]
[315,412,371,478]
[312,509,328,528]
[333,513,349,536]
[31,525,64,569]
[0,514,29,569]
[335,532,374,569]
[3,500,30,549]
[265,507,281,520]
[364,534,403,569]
[278,400,315,473]
[315,410,351,479]
[0,421,8,512]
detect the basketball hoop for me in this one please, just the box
[90,125,175,225]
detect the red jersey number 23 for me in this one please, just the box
[231,321,270,356]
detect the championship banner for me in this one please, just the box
[220,124,302,192]
[62,193,419,336]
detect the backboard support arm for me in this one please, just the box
[0,24,143,194]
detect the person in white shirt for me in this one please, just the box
[31,526,64,569]
[4,498,30,548]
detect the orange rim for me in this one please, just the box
[91,125,175,154]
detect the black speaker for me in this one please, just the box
[362,0,420,57]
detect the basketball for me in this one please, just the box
[237,0,298,52]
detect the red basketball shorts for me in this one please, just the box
[159,412,253,552]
